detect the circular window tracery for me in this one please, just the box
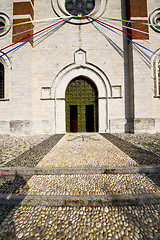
[149,9,160,33]
[0,22,5,34]
[65,0,95,16]
[51,0,107,24]
[0,13,11,37]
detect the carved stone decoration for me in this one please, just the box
[0,13,11,37]
[65,0,95,16]
[149,9,160,33]
[51,0,107,24]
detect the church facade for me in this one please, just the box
[0,0,160,135]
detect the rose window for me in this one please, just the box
[65,0,95,16]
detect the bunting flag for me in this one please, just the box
[88,17,160,57]
[0,15,159,58]
[0,17,71,57]
[94,16,160,28]
[89,17,150,43]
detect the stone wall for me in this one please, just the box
[0,0,159,135]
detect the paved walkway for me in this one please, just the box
[37,133,138,167]
[0,133,160,240]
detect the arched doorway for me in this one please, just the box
[65,77,98,132]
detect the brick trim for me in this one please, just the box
[13,2,34,20]
[127,0,148,18]
[130,20,149,40]
[12,18,33,46]
[126,0,149,39]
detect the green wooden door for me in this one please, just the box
[65,78,98,132]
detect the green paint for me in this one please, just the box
[65,78,98,132]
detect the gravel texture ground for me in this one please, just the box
[3,173,158,196]
[113,133,160,158]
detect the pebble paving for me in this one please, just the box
[0,205,159,239]
[18,174,159,196]
[37,133,139,167]
[0,135,50,166]
[0,133,160,239]
[0,134,64,167]
[114,133,160,158]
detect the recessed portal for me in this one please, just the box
[65,77,98,132]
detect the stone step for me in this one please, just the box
[0,193,160,206]
[0,165,160,175]
[0,173,160,206]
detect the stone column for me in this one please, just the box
[55,98,66,134]
[98,97,108,133]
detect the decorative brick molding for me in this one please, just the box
[12,1,34,45]
[126,0,149,40]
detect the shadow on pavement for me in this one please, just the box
[4,134,64,167]
[101,133,160,165]
[0,134,64,238]
[101,133,160,187]
[0,175,29,238]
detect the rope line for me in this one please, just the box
[0,17,71,58]
[94,16,160,27]
[0,21,63,42]
[89,17,150,43]
[0,15,159,30]
[89,17,160,57]
[0,17,70,53]
[99,18,149,36]
[0,16,72,29]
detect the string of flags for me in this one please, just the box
[0,15,160,30]
[0,15,160,58]
[0,17,70,58]
[89,17,160,57]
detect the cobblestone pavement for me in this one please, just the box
[0,205,159,240]
[0,133,160,239]
[101,133,160,165]
[114,133,160,158]
[0,134,64,167]
[37,133,138,168]
[9,173,159,196]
